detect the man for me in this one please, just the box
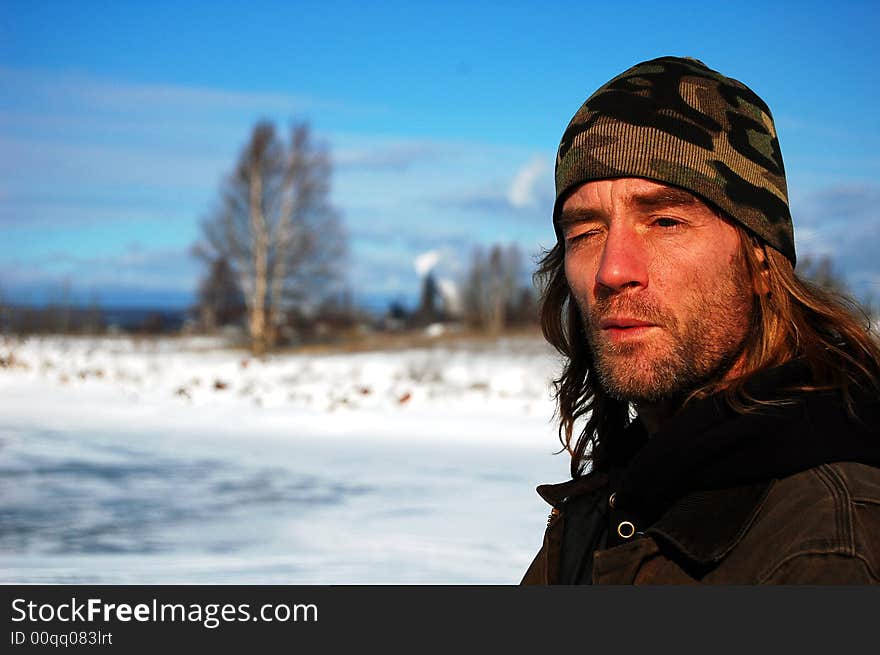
[521,56,880,584]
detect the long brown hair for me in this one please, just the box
[536,223,880,478]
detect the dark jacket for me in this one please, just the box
[521,360,880,584]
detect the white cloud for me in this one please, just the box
[0,135,229,191]
[436,278,461,314]
[0,247,198,291]
[792,227,834,259]
[0,66,324,117]
[508,155,548,209]
[791,184,880,303]
[414,250,440,276]
[334,141,447,171]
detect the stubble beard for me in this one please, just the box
[579,263,755,405]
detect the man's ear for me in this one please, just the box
[753,244,770,294]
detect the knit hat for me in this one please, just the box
[554,56,795,264]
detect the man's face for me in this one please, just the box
[559,178,755,404]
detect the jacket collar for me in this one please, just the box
[646,480,774,564]
[536,472,608,507]
[536,471,774,567]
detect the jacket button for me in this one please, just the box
[617,521,636,539]
[608,492,617,508]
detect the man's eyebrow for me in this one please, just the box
[629,187,701,210]
[556,207,604,228]
[556,187,704,228]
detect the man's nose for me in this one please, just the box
[595,224,648,292]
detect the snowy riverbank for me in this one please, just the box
[0,334,572,583]
[1,334,563,439]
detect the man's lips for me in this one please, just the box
[599,318,658,330]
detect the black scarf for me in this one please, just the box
[609,358,880,527]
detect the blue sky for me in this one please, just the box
[2,0,879,309]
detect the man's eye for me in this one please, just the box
[653,217,682,228]
[565,229,600,246]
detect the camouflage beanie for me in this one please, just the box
[555,56,795,264]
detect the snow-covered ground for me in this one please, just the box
[0,334,572,583]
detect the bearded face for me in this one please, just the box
[560,178,755,405]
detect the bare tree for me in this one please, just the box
[0,282,8,336]
[413,271,443,326]
[798,253,879,327]
[193,121,346,354]
[462,246,488,329]
[797,254,850,295]
[196,256,246,330]
[462,243,532,333]
[82,291,105,334]
[486,243,522,334]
